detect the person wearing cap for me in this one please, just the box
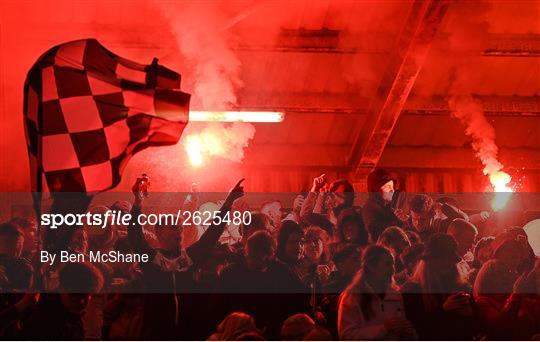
[401,233,477,340]
[362,169,403,243]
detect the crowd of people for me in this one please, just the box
[0,168,539,340]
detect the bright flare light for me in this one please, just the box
[185,135,203,167]
[190,111,284,123]
[183,124,238,167]
[489,171,513,211]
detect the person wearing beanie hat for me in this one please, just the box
[366,169,396,194]
[362,169,403,242]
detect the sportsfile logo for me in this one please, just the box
[40,209,252,229]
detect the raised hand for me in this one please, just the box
[132,174,150,205]
[479,211,490,221]
[293,195,305,212]
[311,174,327,192]
[225,178,245,205]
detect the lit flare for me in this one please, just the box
[489,170,513,211]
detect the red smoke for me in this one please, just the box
[446,1,513,209]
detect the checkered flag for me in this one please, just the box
[23,39,191,194]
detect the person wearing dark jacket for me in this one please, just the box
[0,222,34,338]
[276,220,306,279]
[401,233,478,340]
[473,259,517,340]
[128,175,245,339]
[0,293,38,334]
[21,262,103,340]
[362,169,403,242]
[220,231,309,339]
[0,222,33,292]
[321,243,362,338]
[23,294,86,339]
[508,259,540,340]
[229,212,272,265]
[324,244,362,295]
[329,208,368,257]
